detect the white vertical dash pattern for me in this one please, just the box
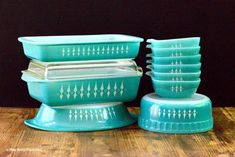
[67,85,70,99]
[62,48,65,57]
[94,82,97,98]
[79,110,83,120]
[77,47,81,56]
[193,109,197,119]
[102,46,105,54]
[100,82,104,97]
[120,81,124,96]
[92,46,95,55]
[59,81,126,100]
[80,83,84,99]
[125,45,129,53]
[73,85,77,99]
[121,45,124,53]
[87,83,91,98]
[74,110,78,121]
[87,46,91,55]
[60,85,64,99]
[116,46,119,54]
[111,46,114,54]
[107,45,110,54]
[113,82,117,96]
[67,48,70,56]
[82,47,85,56]
[72,47,75,56]
[107,82,110,97]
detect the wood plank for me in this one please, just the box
[0,107,234,157]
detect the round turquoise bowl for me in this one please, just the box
[146,45,200,57]
[152,54,201,65]
[138,93,213,134]
[147,63,201,73]
[150,71,201,81]
[151,78,201,98]
[24,102,137,132]
[146,37,200,48]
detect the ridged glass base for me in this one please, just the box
[138,93,214,134]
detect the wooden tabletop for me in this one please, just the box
[0,107,234,157]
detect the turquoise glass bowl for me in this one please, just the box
[151,71,201,81]
[146,37,200,48]
[25,103,137,131]
[147,64,201,73]
[138,93,213,134]
[18,34,143,62]
[151,78,201,98]
[152,55,201,65]
[146,45,200,57]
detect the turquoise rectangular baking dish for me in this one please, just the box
[18,34,144,62]
[22,60,143,106]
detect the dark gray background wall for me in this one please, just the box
[0,0,234,107]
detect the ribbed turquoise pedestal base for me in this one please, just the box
[25,102,136,132]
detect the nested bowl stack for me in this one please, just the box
[146,37,201,98]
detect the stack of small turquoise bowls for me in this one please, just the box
[146,37,201,98]
[138,37,213,134]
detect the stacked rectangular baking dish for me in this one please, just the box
[19,34,143,131]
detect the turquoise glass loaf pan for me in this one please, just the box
[22,60,143,106]
[146,64,201,73]
[146,45,200,57]
[146,71,201,81]
[146,37,200,48]
[151,55,201,65]
[18,34,144,62]
[25,102,137,131]
[138,93,213,134]
[151,78,201,98]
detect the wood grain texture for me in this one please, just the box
[0,107,234,157]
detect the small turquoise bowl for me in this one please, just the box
[146,63,201,73]
[146,45,201,57]
[25,102,137,131]
[138,93,213,134]
[151,78,201,98]
[146,71,201,81]
[146,37,200,48]
[152,54,201,65]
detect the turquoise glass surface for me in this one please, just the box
[146,37,200,48]
[150,71,201,81]
[146,45,200,57]
[18,34,143,62]
[25,103,137,131]
[138,93,213,134]
[151,78,201,98]
[147,64,201,73]
[22,73,142,106]
[152,55,201,65]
